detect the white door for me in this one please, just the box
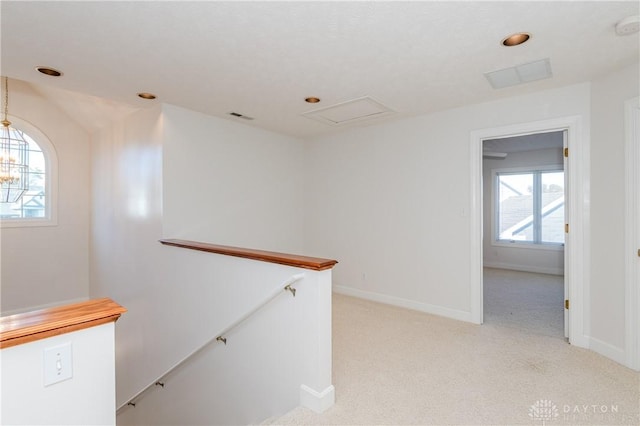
[635,102,640,369]
[625,97,640,369]
[563,129,569,339]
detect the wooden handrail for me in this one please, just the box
[0,298,126,349]
[159,239,338,271]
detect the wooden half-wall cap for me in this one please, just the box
[160,239,338,271]
[0,298,126,349]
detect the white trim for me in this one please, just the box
[333,285,472,323]
[300,384,335,414]
[624,96,639,370]
[0,115,58,228]
[470,116,590,348]
[589,337,626,367]
[470,132,484,324]
[483,262,563,276]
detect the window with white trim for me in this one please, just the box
[495,168,564,245]
[0,123,56,226]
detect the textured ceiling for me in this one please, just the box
[1,1,638,137]
[484,131,564,154]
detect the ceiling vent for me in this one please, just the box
[485,58,552,89]
[228,112,254,120]
[302,96,395,126]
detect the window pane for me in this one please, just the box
[28,150,45,172]
[0,130,47,220]
[541,171,564,244]
[498,173,534,242]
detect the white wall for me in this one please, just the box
[0,79,90,314]
[0,323,117,425]
[162,104,306,253]
[90,105,331,425]
[90,104,172,407]
[483,147,564,275]
[115,259,334,426]
[589,63,639,358]
[305,83,590,322]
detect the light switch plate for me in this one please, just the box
[43,342,73,386]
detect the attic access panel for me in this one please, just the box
[302,96,395,126]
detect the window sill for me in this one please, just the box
[0,218,58,228]
[491,241,564,251]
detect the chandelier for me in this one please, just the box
[0,77,28,203]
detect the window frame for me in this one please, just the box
[491,164,564,251]
[0,116,58,228]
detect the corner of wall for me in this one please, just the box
[300,384,335,413]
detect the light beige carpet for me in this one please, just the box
[270,290,640,425]
[483,268,564,339]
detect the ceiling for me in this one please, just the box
[484,131,564,154]
[1,1,638,138]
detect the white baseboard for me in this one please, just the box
[589,336,626,366]
[483,262,564,276]
[300,384,335,413]
[570,333,590,350]
[333,285,472,323]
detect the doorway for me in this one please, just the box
[469,116,589,348]
[481,131,566,338]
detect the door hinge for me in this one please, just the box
[564,147,569,158]
[565,223,569,233]
[565,299,570,310]
[638,248,640,257]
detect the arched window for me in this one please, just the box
[0,118,57,226]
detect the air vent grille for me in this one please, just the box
[228,112,254,120]
[485,58,552,89]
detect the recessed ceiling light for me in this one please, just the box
[137,92,156,100]
[305,97,321,103]
[36,66,63,77]
[502,33,530,47]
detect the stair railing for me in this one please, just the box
[116,272,305,412]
